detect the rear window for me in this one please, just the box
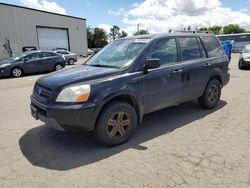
[201,36,224,58]
[178,37,201,61]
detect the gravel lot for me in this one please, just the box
[0,54,249,188]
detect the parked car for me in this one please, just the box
[30,33,230,146]
[88,49,95,56]
[54,50,77,65]
[0,51,65,78]
[238,44,250,69]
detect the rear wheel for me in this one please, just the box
[68,59,75,65]
[198,79,221,109]
[93,101,138,147]
[54,63,63,71]
[11,67,23,78]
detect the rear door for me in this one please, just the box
[177,37,210,102]
[22,52,42,73]
[141,38,184,113]
[41,52,59,71]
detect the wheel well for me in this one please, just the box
[210,75,222,86]
[97,95,140,125]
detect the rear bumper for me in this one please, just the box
[30,96,97,132]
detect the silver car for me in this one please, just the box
[55,50,77,65]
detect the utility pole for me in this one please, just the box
[137,23,141,33]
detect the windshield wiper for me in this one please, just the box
[88,64,119,69]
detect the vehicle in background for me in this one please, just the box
[0,51,65,78]
[217,33,250,53]
[30,33,230,146]
[54,50,77,65]
[238,45,250,69]
[88,49,95,56]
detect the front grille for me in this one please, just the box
[33,84,52,100]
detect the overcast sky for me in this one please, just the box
[2,0,250,35]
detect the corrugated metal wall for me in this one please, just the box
[0,3,87,59]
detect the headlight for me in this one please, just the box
[243,55,250,61]
[56,84,90,103]
[0,63,11,68]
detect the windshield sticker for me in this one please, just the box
[134,39,150,43]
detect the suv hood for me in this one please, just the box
[37,65,121,89]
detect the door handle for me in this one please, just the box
[203,63,211,67]
[168,69,183,77]
[172,69,183,74]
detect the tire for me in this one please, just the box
[11,67,23,78]
[68,59,75,65]
[93,101,138,147]
[198,79,221,109]
[54,63,63,71]
[238,59,243,70]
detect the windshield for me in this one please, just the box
[11,53,28,60]
[86,39,148,68]
[243,46,250,53]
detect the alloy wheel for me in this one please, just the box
[208,84,219,103]
[55,64,63,71]
[12,68,22,77]
[106,111,131,138]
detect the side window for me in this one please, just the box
[146,38,177,66]
[44,52,57,57]
[201,36,224,57]
[178,37,201,61]
[26,52,39,60]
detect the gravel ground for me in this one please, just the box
[0,54,249,188]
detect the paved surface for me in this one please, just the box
[0,54,249,188]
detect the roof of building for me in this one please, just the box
[0,2,86,21]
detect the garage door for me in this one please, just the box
[37,27,69,51]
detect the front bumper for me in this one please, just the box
[242,59,250,66]
[0,67,11,77]
[30,96,97,132]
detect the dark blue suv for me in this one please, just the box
[30,33,230,146]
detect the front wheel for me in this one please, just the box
[238,59,243,70]
[93,101,138,147]
[198,79,221,109]
[11,67,23,78]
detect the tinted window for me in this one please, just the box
[201,36,224,57]
[146,38,177,66]
[178,37,201,61]
[26,52,39,60]
[41,52,57,58]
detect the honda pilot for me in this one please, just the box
[30,33,230,146]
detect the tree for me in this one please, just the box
[120,30,128,38]
[109,25,121,41]
[223,24,246,34]
[187,25,191,31]
[87,26,108,48]
[133,29,149,36]
[93,28,108,48]
[208,25,222,35]
[87,27,94,48]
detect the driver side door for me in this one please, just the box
[141,38,184,113]
[22,52,42,73]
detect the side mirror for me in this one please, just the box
[143,58,160,73]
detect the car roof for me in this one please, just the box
[121,32,216,40]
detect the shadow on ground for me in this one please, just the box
[19,100,227,171]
